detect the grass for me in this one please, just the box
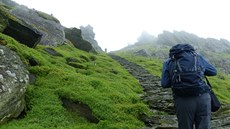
[0,33,150,129]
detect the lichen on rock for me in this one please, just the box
[0,45,29,124]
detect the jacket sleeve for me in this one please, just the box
[161,59,171,88]
[199,56,217,76]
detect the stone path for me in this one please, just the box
[109,53,230,129]
[109,54,177,128]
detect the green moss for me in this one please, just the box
[80,54,90,62]
[0,4,21,24]
[68,62,87,69]
[90,55,97,61]
[66,57,82,63]
[0,33,149,129]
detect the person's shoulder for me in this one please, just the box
[196,53,206,60]
[196,53,210,66]
[164,58,171,63]
[163,58,173,66]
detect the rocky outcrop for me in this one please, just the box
[157,31,230,53]
[65,27,93,52]
[80,25,102,53]
[3,19,42,48]
[0,4,42,48]
[137,31,156,43]
[0,0,103,52]
[0,45,29,124]
[0,0,65,47]
[110,54,230,129]
[134,49,151,57]
[65,27,102,53]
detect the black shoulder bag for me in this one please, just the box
[205,77,221,112]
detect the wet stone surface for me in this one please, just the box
[0,45,29,124]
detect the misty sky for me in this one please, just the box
[12,0,230,51]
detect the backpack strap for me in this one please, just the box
[176,60,182,72]
[205,76,212,88]
[194,55,197,71]
[175,60,182,82]
[169,59,181,83]
[190,51,198,71]
[169,59,177,84]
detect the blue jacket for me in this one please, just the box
[161,44,217,89]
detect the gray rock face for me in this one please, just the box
[0,3,42,48]
[80,25,102,53]
[0,0,65,47]
[65,27,102,53]
[65,27,93,52]
[3,19,42,48]
[11,7,65,46]
[0,45,29,124]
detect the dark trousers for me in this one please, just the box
[175,93,211,129]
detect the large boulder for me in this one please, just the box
[65,27,102,53]
[0,0,65,47]
[0,45,29,124]
[0,3,42,48]
[80,25,102,53]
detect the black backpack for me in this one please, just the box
[169,44,206,97]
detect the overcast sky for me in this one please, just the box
[13,0,230,51]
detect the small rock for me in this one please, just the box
[6,70,16,78]
[0,49,4,55]
[0,74,3,81]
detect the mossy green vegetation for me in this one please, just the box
[0,33,150,129]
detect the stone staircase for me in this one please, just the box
[109,53,230,129]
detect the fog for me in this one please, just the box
[13,0,230,51]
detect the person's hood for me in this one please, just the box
[169,44,195,58]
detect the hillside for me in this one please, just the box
[1,0,230,128]
[119,31,230,74]
[0,33,151,129]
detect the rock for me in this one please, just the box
[0,45,29,124]
[3,19,42,48]
[109,54,174,115]
[64,27,92,52]
[65,27,100,53]
[61,97,99,123]
[0,3,42,48]
[80,25,102,53]
[134,49,151,57]
[137,31,156,43]
[43,47,63,57]
[0,0,17,7]
[0,0,65,47]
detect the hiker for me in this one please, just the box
[161,44,217,129]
